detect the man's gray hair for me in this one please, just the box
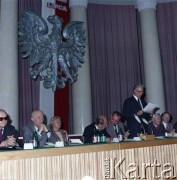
[152,113,161,118]
[31,110,44,118]
[133,84,144,91]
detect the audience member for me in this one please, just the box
[0,109,18,148]
[23,110,50,147]
[48,116,68,144]
[83,115,111,144]
[148,113,166,136]
[123,84,153,138]
[106,111,130,139]
[161,112,174,133]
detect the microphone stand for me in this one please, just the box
[134,115,146,135]
[142,118,154,135]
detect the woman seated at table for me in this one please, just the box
[48,116,68,143]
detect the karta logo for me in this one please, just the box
[104,158,176,179]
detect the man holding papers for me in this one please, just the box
[123,84,154,138]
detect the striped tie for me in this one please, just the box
[138,98,142,109]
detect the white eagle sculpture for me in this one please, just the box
[18,11,86,91]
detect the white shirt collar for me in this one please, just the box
[153,123,159,128]
[133,95,139,101]
[95,125,99,130]
[162,121,167,128]
[34,126,38,131]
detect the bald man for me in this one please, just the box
[83,115,111,144]
[23,110,50,147]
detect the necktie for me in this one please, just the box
[114,125,118,136]
[165,123,168,130]
[0,129,3,142]
[138,98,142,109]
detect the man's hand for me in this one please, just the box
[149,110,154,115]
[38,124,48,133]
[0,136,16,147]
[136,110,144,116]
[106,137,111,142]
[167,130,175,137]
[124,130,130,138]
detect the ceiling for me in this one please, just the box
[88,0,177,5]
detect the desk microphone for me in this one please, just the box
[134,115,146,135]
[142,118,154,135]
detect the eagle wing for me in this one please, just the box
[18,11,51,67]
[58,21,86,85]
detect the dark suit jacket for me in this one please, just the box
[23,123,48,147]
[83,123,111,144]
[148,122,167,137]
[162,122,174,133]
[123,96,151,138]
[1,125,18,143]
[106,122,125,138]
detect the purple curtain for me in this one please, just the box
[157,2,177,124]
[87,2,177,125]
[87,4,144,120]
[18,0,41,135]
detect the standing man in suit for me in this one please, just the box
[106,111,130,139]
[23,110,50,147]
[123,84,152,138]
[0,109,18,147]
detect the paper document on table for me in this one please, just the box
[70,139,83,144]
[143,103,159,112]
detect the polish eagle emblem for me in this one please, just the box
[18,11,86,91]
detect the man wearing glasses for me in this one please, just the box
[0,109,17,147]
[123,84,152,138]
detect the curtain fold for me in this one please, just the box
[87,2,177,125]
[87,4,144,120]
[18,0,41,135]
[157,2,177,124]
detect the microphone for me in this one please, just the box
[134,114,146,135]
[142,118,154,135]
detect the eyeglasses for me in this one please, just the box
[136,90,144,93]
[0,117,8,121]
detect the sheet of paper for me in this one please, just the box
[70,139,83,144]
[143,103,159,112]
[55,141,64,147]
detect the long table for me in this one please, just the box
[0,138,177,180]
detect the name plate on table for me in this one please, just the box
[55,141,64,147]
[140,135,155,140]
[24,143,33,149]
[70,139,83,145]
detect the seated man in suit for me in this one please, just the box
[0,109,18,147]
[106,111,130,139]
[83,115,111,144]
[148,113,166,136]
[23,110,50,147]
[123,84,153,138]
[161,112,174,133]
